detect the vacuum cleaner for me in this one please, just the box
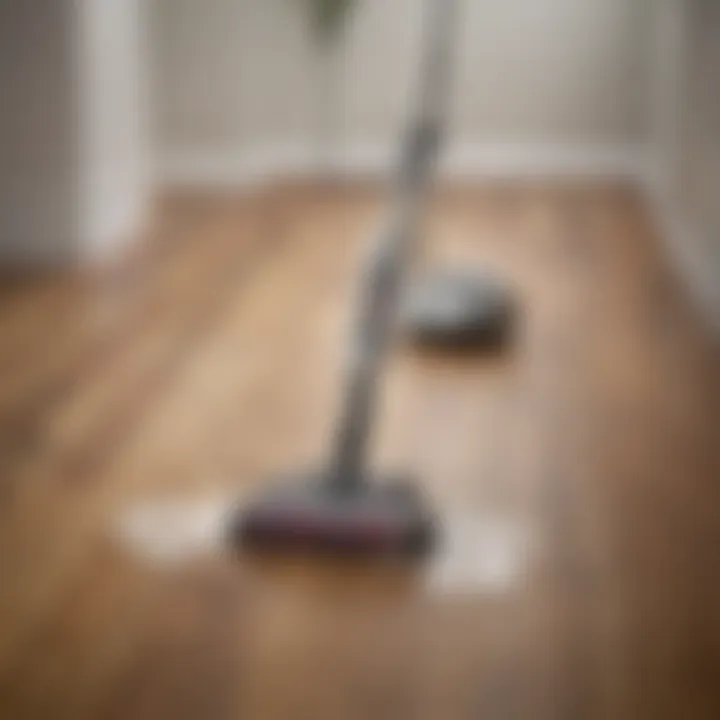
[229,0,512,557]
[229,201,437,557]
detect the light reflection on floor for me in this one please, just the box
[114,494,531,595]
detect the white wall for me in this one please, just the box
[676,0,720,288]
[78,0,151,259]
[152,0,652,182]
[0,0,149,266]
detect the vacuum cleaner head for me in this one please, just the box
[229,472,437,558]
[403,270,516,351]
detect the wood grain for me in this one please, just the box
[0,182,717,719]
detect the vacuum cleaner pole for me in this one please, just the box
[328,0,459,492]
[399,0,458,194]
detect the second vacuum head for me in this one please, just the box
[403,270,516,351]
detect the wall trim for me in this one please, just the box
[158,140,647,188]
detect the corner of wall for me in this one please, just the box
[642,167,720,333]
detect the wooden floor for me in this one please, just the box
[0,183,717,719]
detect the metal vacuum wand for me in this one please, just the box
[329,0,459,491]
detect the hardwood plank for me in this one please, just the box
[0,182,717,720]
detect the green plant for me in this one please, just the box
[297,0,359,172]
[305,0,358,44]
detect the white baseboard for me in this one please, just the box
[643,170,720,331]
[443,141,645,180]
[158,140,646,188]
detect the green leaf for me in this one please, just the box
[305,0,358,44]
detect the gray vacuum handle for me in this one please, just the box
[329,213,415,489]
[329,0,459,490]
[398,0,458,194]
